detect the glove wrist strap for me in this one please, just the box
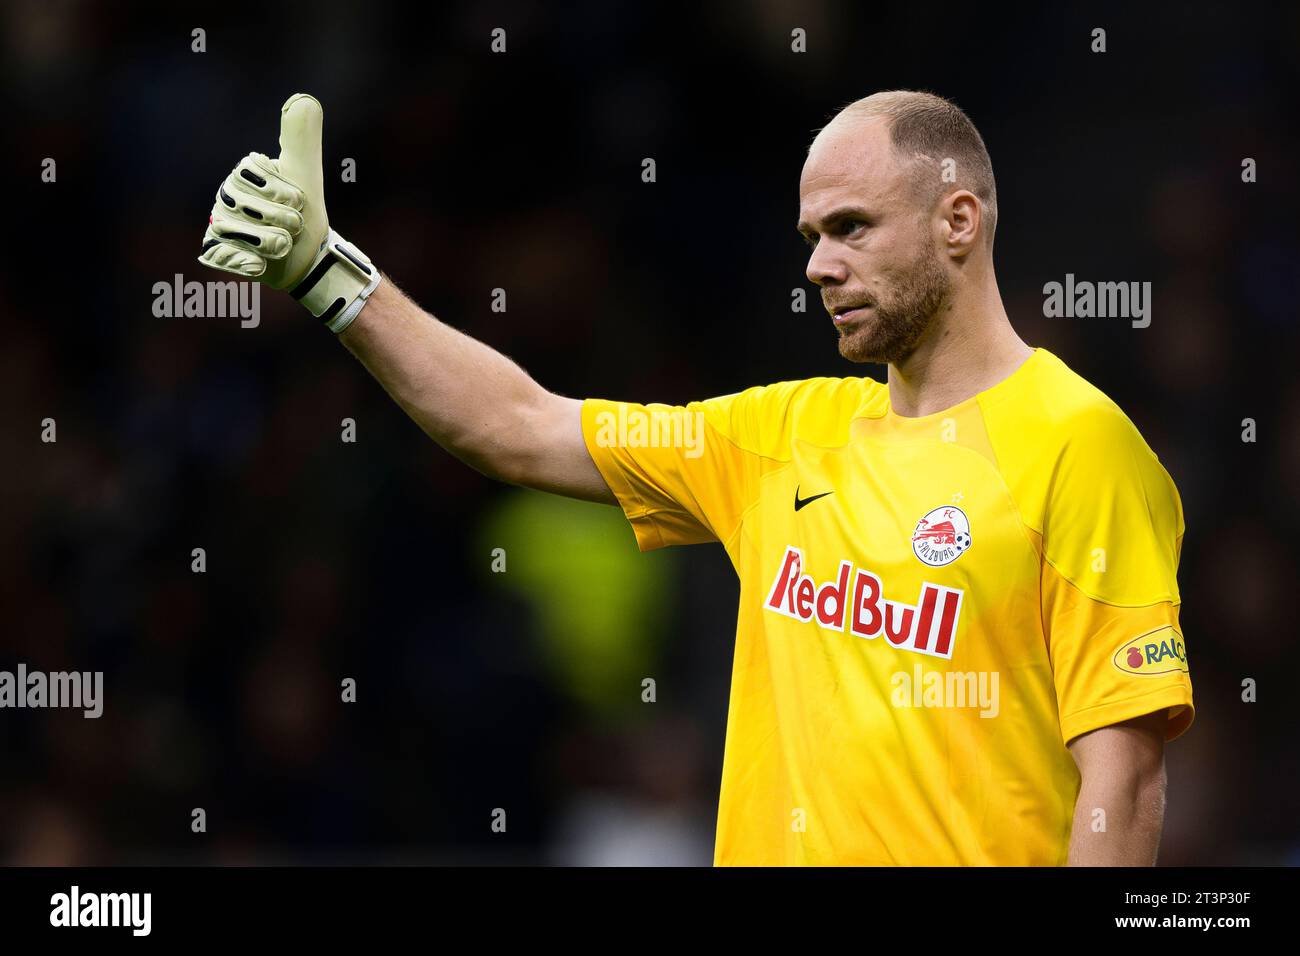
[289,229,382,333]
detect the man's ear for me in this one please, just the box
[944,189,982,258]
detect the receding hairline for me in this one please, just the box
[808,90,999,236]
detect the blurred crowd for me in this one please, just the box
[1,0,1296,865]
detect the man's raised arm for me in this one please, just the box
[196,92,613,505]
[337,276,613,503]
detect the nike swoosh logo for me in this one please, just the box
[794,486,834,512]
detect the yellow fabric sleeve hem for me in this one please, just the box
[579,398,669,553]
[1059,685,1195,746]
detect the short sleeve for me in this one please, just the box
[1040,405,1194,745]
[580,392,764,552]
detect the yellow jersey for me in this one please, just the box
[580,347,1193,865]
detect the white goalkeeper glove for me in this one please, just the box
[198,93,381,333]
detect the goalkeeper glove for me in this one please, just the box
[198,93,381,333]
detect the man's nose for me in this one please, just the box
[805,242,848,287]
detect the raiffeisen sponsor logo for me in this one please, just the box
[1112,626,1189,676]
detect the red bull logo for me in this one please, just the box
[764,546,963,659]
[913,520,957,545]
[1112,626,1189,676]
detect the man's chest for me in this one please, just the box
[743,438,1043,665]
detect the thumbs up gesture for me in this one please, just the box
[199,94,326,289]
[199,94,380,331]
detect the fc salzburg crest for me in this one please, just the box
[911,506,972,567]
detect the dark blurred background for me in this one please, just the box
[1,0,1296,865]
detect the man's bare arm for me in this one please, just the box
[337,276,616,505]
[1066,711,1168,865]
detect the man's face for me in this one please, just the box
[798,116,951,365]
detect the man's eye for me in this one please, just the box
[840,219,866,235]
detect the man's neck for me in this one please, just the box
[886,285,1032,418]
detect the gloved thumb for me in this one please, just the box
[277,93,324,199]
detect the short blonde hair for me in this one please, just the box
[825,90,998,239]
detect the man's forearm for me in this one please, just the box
[194,94,610,502]
[337,276,548,483]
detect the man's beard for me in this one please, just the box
[835,247,951,365]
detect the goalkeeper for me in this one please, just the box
[199,92,1193,866]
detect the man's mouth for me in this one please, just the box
[831,303,872,326]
